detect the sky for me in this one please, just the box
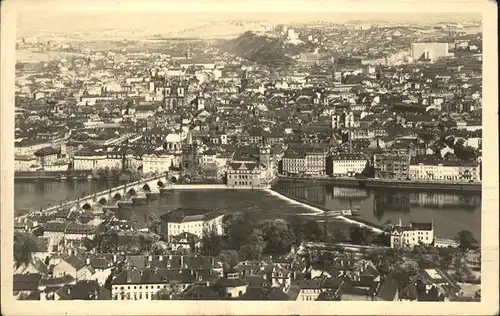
[15,2,482,38]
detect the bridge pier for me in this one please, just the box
[35,175,168,215]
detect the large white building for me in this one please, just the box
[331,153,367,177]
[411,42,449,62]
[390,221,435,249]
[142,152,177,175]
[159,208,225,242]
[409,156,480,182]
[73,151,122,171]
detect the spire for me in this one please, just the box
[398,217,402,227]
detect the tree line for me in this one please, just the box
[199,212,325,270]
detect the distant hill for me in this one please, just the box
[222,31,299,67]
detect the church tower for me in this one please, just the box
[376,64,384,80]
[258,142,272,169]
[240,69,249,93]
[163,79,173,110]
[196,91,205,110]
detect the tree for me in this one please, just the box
[316,289,341,301]
[289,217,323,244]
[217,250,239,272]
[200,228,226,257]
[455,230,478,252]
[82,236,98,252]
[349,226,373,245]
[454,145,477,162]
[151,241,168,255]
[258,219,296,255]
[331,228,345,243]
[223,212,254,250]
[373,232,391,247]
[13,232,39,269]
[238,229,265,261]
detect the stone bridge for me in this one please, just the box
[41,172,183,213]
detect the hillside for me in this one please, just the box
[222,31,297,68]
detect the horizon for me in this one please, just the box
[17,11,481,39]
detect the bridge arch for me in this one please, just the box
[142,184,151,192]
[128,188,136,196]
[170,176,178,183]
[157,180,164,188]
[98,197,108,205]
[82,203,92,211]
[114,193,122,200]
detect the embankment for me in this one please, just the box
[277,176,482,193]
[166,184,267,190]
[15,170,93,180]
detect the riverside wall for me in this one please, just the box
[276,176,482,193]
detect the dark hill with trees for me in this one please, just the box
[222,31,296,68]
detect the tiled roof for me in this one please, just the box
[181,284,221,300]
[112,268,197,285]
[39,275,76,288]
[160,208,224,223]
[228,162,259,171]
[63,255,87,271]
[212,276,247,288]
[331,153,367,161]
[13,273,42,291]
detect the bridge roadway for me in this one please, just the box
[39,173,182,214]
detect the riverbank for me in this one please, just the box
[277,176,482,193]
[165,184,269,190]
[15,170,93,180]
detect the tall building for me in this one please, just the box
[411,42,449,62]
[282,146,327,176]
[373,153,411,180]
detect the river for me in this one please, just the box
[14,180,482,241]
